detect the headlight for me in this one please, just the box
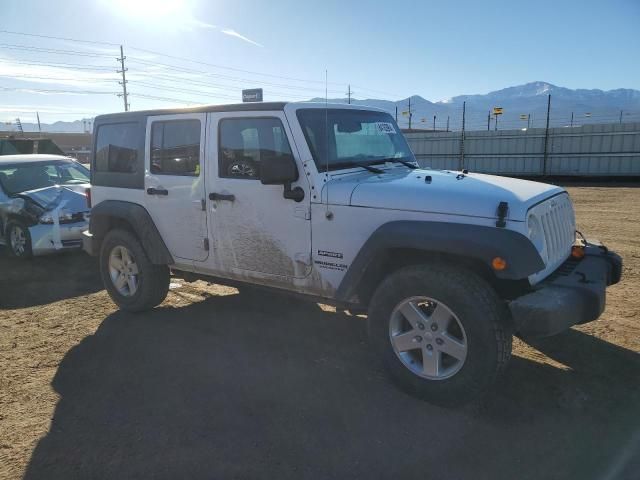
[39,209,74,224]
[527,214,547,262]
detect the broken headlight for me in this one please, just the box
[39,209,75,224]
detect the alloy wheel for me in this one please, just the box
[389,296,468,380]
[108,245,140,297]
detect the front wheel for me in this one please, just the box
[6,220,32,259]
[99,229,169,312]
[368,263,512,407]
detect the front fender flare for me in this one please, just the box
[335,221,544,302]
[89,200,173,265]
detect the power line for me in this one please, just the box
[0,58,116,71]
[0,43,115,57]
[0,73,118,82]
[126,57,345,94]
[1,86,117,95]
[128,45,346,87]
[128,93,200,105]
[0,29,120,46]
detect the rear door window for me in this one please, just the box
[95,122,139,173]
[150,120,201,176]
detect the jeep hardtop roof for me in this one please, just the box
[94,102,288,123]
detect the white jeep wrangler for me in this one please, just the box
[83,102,622,406]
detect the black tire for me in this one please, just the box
[368,263,512,407]
[5,220,33,259]
[99,228,169,312]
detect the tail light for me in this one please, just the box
[85,187,92,208]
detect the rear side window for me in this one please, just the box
[150,120,201,176]
[95,123,138,173]
[218,117,292,179]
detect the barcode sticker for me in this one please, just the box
[376,122,397,134]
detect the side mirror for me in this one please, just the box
[260,155,305,202]
[260,155,298,185]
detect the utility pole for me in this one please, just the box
[433,115,436,131]
[446,116,450,132]
[36,112,42,137]
[460,101,466,170]
[117,45,129,112]
[527,114,531,129]
[494,113,498,131]
[487,111,491,131]
[543,94,551,176]
[395,106,398,122]
[408,97,412,130]
[346,85,352,104]
[570,112,574,127]
[620,110,623,124]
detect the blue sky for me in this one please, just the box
[1,0,639,124]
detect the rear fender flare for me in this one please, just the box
[89,200,173,265]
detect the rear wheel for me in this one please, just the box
[6,220,32,259]
[100,229,169,312]
[368,263,512,407]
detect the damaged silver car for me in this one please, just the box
[0,154,90,258]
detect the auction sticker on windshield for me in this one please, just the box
[376,122,396,134]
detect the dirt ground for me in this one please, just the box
[0,185,639,480]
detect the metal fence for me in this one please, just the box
[405,122,640,176]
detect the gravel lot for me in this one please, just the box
[1,185,639,480]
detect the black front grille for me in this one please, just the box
[547,257,579,281]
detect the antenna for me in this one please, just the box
[324,69,331,218]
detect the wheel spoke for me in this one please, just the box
[110,257,124,271]
[399,301,429,329]
[128,262,139,275]
[126,275,137,294]
[391,331,422,352]
[114,273,127,290]
[422,349,441,377]
[430,303,452,327]
[439,333,466,360]
[120,248,132,265]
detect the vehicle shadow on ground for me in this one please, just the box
[24,292,640,480]
[0,249,102,309]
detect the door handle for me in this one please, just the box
[147,187,168,196]
[209,192,235,202]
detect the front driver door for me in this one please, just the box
[144,113,208,262]
[204,112,311,280]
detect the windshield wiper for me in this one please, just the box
[373,157,418,169]
[353,162,384,174]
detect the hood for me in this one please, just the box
[16,185,89,214]
[321,168,563,221]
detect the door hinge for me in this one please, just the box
[294,206,311,220]
[201,198,206,211]
[203,238,210,251]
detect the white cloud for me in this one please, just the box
[220,29,264,48]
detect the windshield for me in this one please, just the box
[0,160,90,195]
[296,108,416,171]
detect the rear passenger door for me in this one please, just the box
[144,114,208,262]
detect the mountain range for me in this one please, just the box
[7,81,640,133]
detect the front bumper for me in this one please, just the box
[82,230,96,256]
[509,240,622,339]
[29,221,88,256]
